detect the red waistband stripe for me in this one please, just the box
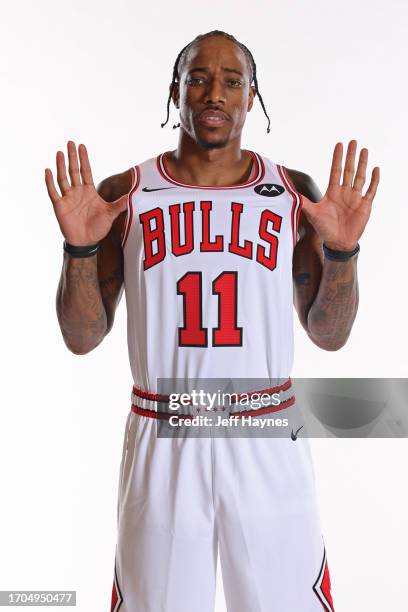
[131,377,292,405]
[131,395,295,420]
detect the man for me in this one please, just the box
[45,30,379,612]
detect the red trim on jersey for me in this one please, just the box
[282,166,303,243]
[276,165,303,246]
[110,558,123,612]
[110,581,121,612]
[132,377,292,404]
[130,405,194,421]
[230,395,295,417]
[156,150,265,190]
[120,165,140,248]
[313,548,335,611]
[131,387,172,402]
[131,395,295,420]
[247,154,258,181]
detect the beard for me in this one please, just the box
[179,116,234,150]
[195,133,230,150]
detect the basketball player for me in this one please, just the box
[45,30,379,612]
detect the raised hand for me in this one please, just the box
[301,140,380,251]
[45,141,128,246]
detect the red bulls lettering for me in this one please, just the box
[140,201,282,271]
[256,210,282,271]
[228,202,253,260]
[139,207,166,270]
[200,201,224,252]
[169,202,194,256]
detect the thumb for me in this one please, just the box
[300,196,318,222]
[107,193,129,219]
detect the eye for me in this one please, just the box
[187,77,205,85]
[228,79,243,87]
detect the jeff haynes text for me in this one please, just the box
[169,415,289,428]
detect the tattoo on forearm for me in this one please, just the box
[56,254,107,352]
[307,259,359,350]
[99,267,123,294]
[294,272,311,286]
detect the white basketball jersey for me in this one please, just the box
[120,150,302,391]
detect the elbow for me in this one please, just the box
[306,310,356,352]
[56,306,108,355]
[319,341,347,352]
[66,343,95,355]
[307,331,349,352]
[60,329,106,355]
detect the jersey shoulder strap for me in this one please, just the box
[275,161,304,246]
[120,155,158,247]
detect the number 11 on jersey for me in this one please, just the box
[177,271,243,347]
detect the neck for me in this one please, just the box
[166,130,253,187]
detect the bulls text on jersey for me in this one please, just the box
[140,200,283,272]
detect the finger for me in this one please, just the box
[67,140,81,186]
[353,148,368,193]
[363,167,380,203]
[342,140,357,187]
[45,168,61,206]
[78,143,94,185]
[56,150,71,194]
[328,142,343,187]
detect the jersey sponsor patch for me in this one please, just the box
[254,183,285,197]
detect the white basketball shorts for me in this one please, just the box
[110,408,334,611]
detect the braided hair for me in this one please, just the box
[161,30,271,134]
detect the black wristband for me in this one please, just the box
[63,240,100,258]
[323,242,360,261]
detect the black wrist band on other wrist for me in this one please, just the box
[323,242,360,261]
[63,240,100,258]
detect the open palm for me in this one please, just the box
[301,140,380,251]
[45,141,127,246]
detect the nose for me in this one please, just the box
[204,77,226,104]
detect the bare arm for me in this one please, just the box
[56,251,107,355]
[55,178,129,354]
[289,170,359,351]
[46,141,131,354]
[288,141,379,351]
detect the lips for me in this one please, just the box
[198,109,228,125]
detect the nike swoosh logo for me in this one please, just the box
[142,186,175,192]
[291,425,304,441]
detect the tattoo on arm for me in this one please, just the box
[57,253,107,353]
[99,264,124,332]
[99,267,123,292]
[294,272,312,286]
[55,172,129,354]
[288,168,359,351]
[307,258,359,350]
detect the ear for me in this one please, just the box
[170,82,180,109]
[247,85,257,112]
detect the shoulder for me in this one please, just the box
[285,168,322,202]
[97,154,158,200]
[285,168,322,238]
[97,169,133,202]
[96,169,134,243]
